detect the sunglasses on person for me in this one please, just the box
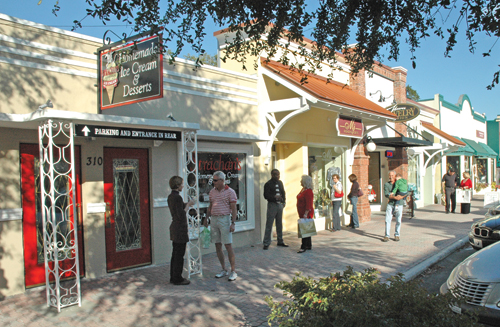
[213,178,220,182]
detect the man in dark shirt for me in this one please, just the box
[263,169,288,249]
[442,168,458,213]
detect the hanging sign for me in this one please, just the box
[75,124,181,141]
[336,115,363,138]
[98,34,163,111]
[391,103,420,122]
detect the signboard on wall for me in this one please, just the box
[476,130,485,139]
[98,34,163,111]
[74,124,180,141]
[391,103,420,122]
[336,115,363,138]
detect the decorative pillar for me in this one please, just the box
[352,140,371,222]
[388,67,409,179]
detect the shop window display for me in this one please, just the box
[308,147,344,218]
[476,158,488,186]
[196,152,247,222]
[408,154,420,201]
[446,156,460,178]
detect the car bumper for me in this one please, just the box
[468,232,499,249]
[440,282,500,325]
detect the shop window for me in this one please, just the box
[368,152,381,204]
[477,158,488,184]
[308,147,344,218]
[408,154,420,201]
[197,151,247,223]
[446,156,460,178]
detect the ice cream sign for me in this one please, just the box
[98,34,163,110]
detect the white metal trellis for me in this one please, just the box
[39,120,81,312]
[182,130,202,276]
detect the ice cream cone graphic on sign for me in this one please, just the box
[102,58,118,104]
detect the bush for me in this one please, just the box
[265,266,479,327]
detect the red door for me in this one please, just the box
[21,144,85,288]
[103,147,151,272]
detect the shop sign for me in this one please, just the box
[336,115,363,138]
[476,130,485,139]
[98,34,163,111]
[391,103,420,122]
[75,124,181,141]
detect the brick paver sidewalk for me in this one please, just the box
[0,198,487,326]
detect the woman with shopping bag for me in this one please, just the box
[460,172,473,214]
[330,174,343,232]
[297,175,315,253]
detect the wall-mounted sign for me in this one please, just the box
[336,115,363,138]
[476,130,485,139]
[391,103,420,122]
[385,150,394,158]
[75,124,181,141]
[98,34,163,111]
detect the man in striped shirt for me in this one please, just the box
[204,171,238,281]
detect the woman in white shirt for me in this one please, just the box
[330,174,343,232]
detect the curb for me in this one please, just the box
[402,236,469,281]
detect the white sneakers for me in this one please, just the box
[228,271,238,281]
[215,270,238,281]
[215,270,228,278]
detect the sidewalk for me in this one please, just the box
[0,197,487,327]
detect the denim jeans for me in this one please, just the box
[385,203,403,237]
[350,196,359,228]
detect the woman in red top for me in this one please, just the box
[297,175,314,253]
[460,172,473,214]
[460,172,473,189]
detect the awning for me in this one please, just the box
[462,138,492,158]
[477,142,498,159]
[420,122,466,147]
[444,137,475,156]
[371,136,432,148]
[261,59,397,120]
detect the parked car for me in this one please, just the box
[469,212,500,250]
[440,242,500,325]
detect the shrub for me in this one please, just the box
[265,266,479,327]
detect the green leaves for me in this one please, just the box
[266,266,480,327]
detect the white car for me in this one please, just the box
[440,242,500,325]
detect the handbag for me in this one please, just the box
[297,218,317,238]
[334,190,344,198]
[200,227,211,249]
[357,188,364,197]
[345,203,353,215]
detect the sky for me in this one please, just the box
[2,1,499,120]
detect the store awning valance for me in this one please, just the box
[444,137,475,156]
[461,138,492,158]
[420,122,466,147]
[371,136,432,148]
[477,142,498,159]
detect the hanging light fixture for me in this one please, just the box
[365,136,377,152]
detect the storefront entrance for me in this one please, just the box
[103,147,151,272]
[20,144,85,288]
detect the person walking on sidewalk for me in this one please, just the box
[383,170,405,242]
[297,175,314,253]
[204,171,239,281]
[330,174,343,231]
[167,176,195,285]
[263,169,288,249]
[347,174,360,229]
[442,168,458,214]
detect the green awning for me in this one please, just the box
[444,137,475,156]
[462,138,491,157]
[477,142,498,159]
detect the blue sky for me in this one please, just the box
[3,1,499,119]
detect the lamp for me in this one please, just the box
[365,136,377,152]
[166,113,176,121]
[369,90,384,102]
[37,100,53,111]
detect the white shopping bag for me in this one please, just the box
[456,189,471,204]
